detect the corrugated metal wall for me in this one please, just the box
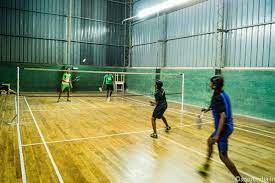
[0,0,68,65]
[225,0,275,67]
[132,14,165,67]
[131,0,275,67]
[131,0,217,67]
[166,0,216,67]
[0,0,128,66]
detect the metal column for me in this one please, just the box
[215,0,226,69]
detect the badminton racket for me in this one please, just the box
[196,111,204,129]
[72,76,80,82]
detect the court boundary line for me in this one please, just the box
[24,97,64,183]
[15,96,27,183]
[159,135,267,183]
[185,111,275,135]
[22,122,212,147]
[123,97,274,180]
[23,109,65,112]
[28,97,272,148]
[21,97,272,183]
[123,97,275,139]
[124,91,274,123]
[76,98,97,108]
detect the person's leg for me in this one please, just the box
[198,134,215,175]
[161,116,171,132]
[151,117,157,134]
[108,89,112,100]
[106,85,110,99]
[109,85,113,97]
[205,136,214,166]
[150,117,158,138]
[218,135,245,183]
[161,116,169,127]
[66,87,70,101]
[219,152,244,182]
[57,87,63,102]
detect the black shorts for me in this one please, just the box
[152,104,167,119]
[0,85,8,92]
[106,84,113,91]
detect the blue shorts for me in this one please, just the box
[211,129,233,153]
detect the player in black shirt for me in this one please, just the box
[149,80,171,138]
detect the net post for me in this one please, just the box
[181,73,184,112]
[17,67,20,124]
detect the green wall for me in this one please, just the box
[1,64,274,122]
[160,69,214,107]
[125,68,156,96]
[223,70,275,121]
[126,68,274,122]
[125,68,214,106]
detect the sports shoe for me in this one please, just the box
[165,126,171,132]
[150,133,158,139]
[197,164,209,176]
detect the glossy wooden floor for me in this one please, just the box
[1,94,275,183]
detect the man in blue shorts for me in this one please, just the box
[198,75,245,183]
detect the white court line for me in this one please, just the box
[185,111,275,135]
[123,97,275,139]
[22,122,212,147]
[235,123,275,135]
[23,109,65,112]
[24,97,64,183]
[15,96,27,183]
[159,135,267,183]
[22,96,273,183]
[76,98,97,108]
[124,93,275,133]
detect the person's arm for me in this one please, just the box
[112,75,115,85]
[150,100,159,106]
[211,112,226,143]
[69,76,73,88]
[201,106,212,113]
[61,74,66,83]
[150,92,159,106]
[101,76,105,89]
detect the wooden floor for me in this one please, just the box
[1,94,275,183]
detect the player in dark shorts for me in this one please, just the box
[198,76,245,183]
[102,72,114,102]
[149,80,171,139]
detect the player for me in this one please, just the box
[102,71,114,102]
[57,67,72,102]
[198,75,245,183]
[149,80,171,138]
[0,81,9,94]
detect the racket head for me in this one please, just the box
[196,112,204,129]
[73,76,80,82]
